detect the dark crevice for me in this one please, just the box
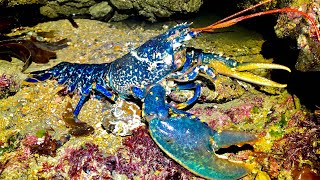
[0,5,47,34]
[215,144,254,154]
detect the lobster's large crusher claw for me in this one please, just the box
[133,84,257,180]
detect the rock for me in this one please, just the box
[128,0,203,22]
[110,11,131,21]
[240,0,320,72]
[40,5,59,18]
[40,0,202,22]
[274,0,320,71]
[89,2,113,19]
[40,0,96,18]
[1,0,45,7]
[110,0,133,10]
[1,0,202,22]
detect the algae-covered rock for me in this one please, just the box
[40,0,96,18]
[129,0,203,22]
[0,0,46,7]
[274,0,320,71]
[239,0,320,72]
[37,0,202,22]
[89,1,113,19]
[110,0,133,10]
[0,0,199,23]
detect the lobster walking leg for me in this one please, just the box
[170,82,201,109]
[73,83,118,119]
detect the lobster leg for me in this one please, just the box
[134,84,257,180]
[170,82,201,109]
[73,83,118,119]
[171,52,216,83]
[178,49,195,74]
[175,64,216,83]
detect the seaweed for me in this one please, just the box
[279,120,320,171]
[0,37,68,72]
[0,74,18,99]
[265,112,320,177]
[22,131,61,157]
[56,127,192,179]
[62,102,94,136]
[57,143,113,179]
[118,126,192,179]
[0,132,22,156]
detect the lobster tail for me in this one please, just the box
[25,70,54,83]
[25,62,71,83]
[24,62,111,94]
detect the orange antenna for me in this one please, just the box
[192,3,320,42]
[210,0,272,28]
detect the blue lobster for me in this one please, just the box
[25,22,290,179]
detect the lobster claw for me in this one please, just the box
[132,84,257,180]
[149,117,256,180]
[188,48,291,88]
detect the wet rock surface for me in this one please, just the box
[37,0,203,22]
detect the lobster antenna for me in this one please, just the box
[192,0,272,32]
[192,3,320,42]
[210,0,272,27]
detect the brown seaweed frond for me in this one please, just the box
[0,36,69,72]
[62,102,94,136]
[22,131,59,157]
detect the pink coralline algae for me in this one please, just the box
[56,143,113,179]
[0,74,18,99]
[225,104,254,124]
[54,127,193,179]
[118,126,193,179]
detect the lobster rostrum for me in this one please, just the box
[24,1,320,179]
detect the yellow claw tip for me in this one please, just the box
[276,84,287,88]
[282,66,291,72]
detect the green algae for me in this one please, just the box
[35,129,46,138]
[0,132,22,156]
